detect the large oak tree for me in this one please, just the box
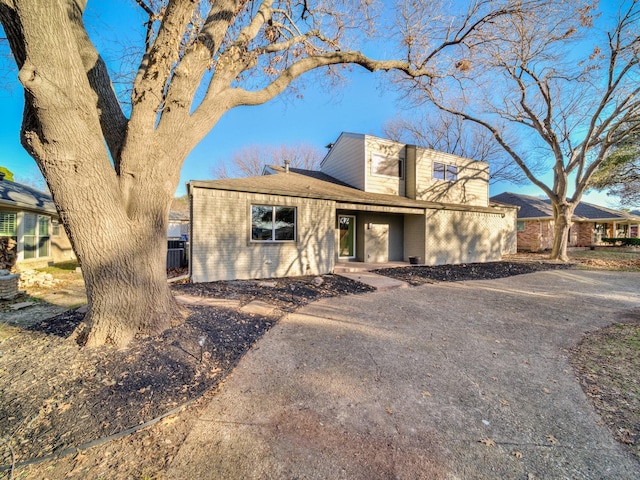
[395,0,640,260]
[0,0,530,347]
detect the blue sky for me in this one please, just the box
[0,0,619,205]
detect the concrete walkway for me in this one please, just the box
[168,270,640,479]
[334,261,410,291]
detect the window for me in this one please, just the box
[433,162,458,181]
[517,221,525,232]
[371,154,403,178]
[446,164,458,181]
[251,206,296,242]
[23,213,50,259]
[0,212,17,238]
[52,219,61,236]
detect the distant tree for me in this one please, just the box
[15,166,48,191]
[170,194,190,217]
[590,131,640,206]
[394,0,640,261]
[212,143,324,179]
[0,166,14,181]
[383,112,525,184]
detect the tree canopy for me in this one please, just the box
[590,131,640,206]
[212,143,324,178]
[393,0,640,260]
[0,166,14,181]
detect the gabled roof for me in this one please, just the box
[0,179,56,215]
[190,171,508,214]
[491,192,640,221]
[264,165,355,188]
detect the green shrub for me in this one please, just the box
[601,237,640,246]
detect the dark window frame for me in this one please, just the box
[250,205,297,243]
[433,162,458,182]
[371,153,404,179]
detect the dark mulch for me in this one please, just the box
[171,274,375,312]
[0,274,373,468]
[372,260,574,286]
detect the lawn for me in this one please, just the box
[571,323,640,460]
[568,248,640,271]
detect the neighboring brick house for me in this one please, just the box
[0,176,75,270]
[491,192,640,251]
[189,132,518,282]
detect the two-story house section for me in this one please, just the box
[321,132,489,205]
[188,132,517,283]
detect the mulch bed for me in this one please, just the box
[372,260,574,285]
[0,274,374,468]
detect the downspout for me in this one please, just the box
[405,144,417,199]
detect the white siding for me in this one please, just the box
[191,188,335,282]
[415,149,489,207]
[364,136,406,196]
[320,133,365,189]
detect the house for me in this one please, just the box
[491,192,640,251]
[168,211,189,240]
[0,176,75,270]
[188,132,518,282]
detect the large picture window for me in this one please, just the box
[251,206,296,242]
[371,154,403,178]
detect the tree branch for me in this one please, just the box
[66,1,128,169]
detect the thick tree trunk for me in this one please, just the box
[549,202,575,262]
[0,0,190,348]
[80,222,185,348]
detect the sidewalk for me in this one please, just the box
[168,270,640,479]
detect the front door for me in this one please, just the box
[338,215,356,259]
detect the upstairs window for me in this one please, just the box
[433,162,458,181]
[517,221,526,231]
[371,154,403,178]
[251,205,296,242]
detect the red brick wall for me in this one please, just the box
[575,222,595,247]
[519,220,599,250]
[517,220,555,251]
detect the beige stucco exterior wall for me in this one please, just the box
[50,224,74,264]
[424,209,515,265]
[190,188,335,282]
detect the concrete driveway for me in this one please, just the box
[168,270,640,479]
